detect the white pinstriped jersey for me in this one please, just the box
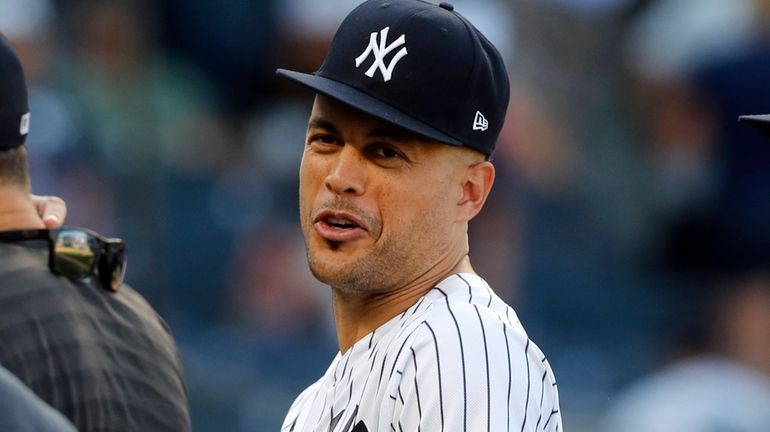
[281,273,562,432]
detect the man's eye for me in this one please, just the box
[374,146,401,159]
[308,134,338,146]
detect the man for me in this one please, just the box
[276,1,562,431]
[0,34,191,431]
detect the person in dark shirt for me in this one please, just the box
[0,33,191,431]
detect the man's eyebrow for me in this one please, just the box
[307,118,339,135]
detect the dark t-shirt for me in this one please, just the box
[0,241,190,431]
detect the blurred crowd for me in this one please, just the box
[2,0,769,430]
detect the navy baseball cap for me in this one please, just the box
[276,0,510,156]
[739,114,770,139]
[0,34,30,150]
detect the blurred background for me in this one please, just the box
[2,0,770,430]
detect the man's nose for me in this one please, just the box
[325,146,366,195]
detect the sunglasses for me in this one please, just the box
[0,227,127,292]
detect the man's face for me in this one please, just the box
[299,96,474,293]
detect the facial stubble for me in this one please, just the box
[303,201,449,297]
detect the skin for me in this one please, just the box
[300,95,495,352]
[32,194,67,228]
[0,147,65,230]
[0,186,46,231]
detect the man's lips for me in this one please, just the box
[313,210,369,242]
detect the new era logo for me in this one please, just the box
[473,111,488,131]
[19,113,30,136]
[355,27,408,82]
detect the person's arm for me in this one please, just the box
[0,365,77,431]
[30,195,66,227]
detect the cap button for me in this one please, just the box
[439,2,454,11]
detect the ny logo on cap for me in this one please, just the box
[473,111,488,131]
[355,27,408,82]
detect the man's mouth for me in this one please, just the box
[312,210,369,243]
[326,217,360,229]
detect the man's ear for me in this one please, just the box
[457,161,495,222]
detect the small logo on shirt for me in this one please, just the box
[19,113,30,136]
[473,111,489,131]
[355,26,408,82]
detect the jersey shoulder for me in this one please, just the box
[385,274,562,431]
[409,273,529,345]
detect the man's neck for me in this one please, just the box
[331,255,475,353]
[0,187,46,231]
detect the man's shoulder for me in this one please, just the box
[416,273,525,337]
[428,273,503,312]
[0,242,173,347]
[389,273,540,374]
[0,241,51,278]
[0,242,153,313]
[0,242,76,308]
[0,243,189,429]
[109,283,171,332]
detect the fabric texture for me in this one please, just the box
[282,273,562,432]
[0,241,191,432]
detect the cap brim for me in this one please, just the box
[739,114,770,139]
[276,69,463,147]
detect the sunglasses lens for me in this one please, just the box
[100,244,127,292]
[52,230,97,278]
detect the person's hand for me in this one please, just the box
[31,195,67,228]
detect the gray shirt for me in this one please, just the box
[0,241,190,431]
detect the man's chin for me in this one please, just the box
[307,254,361,287]
[309,265,350,287]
